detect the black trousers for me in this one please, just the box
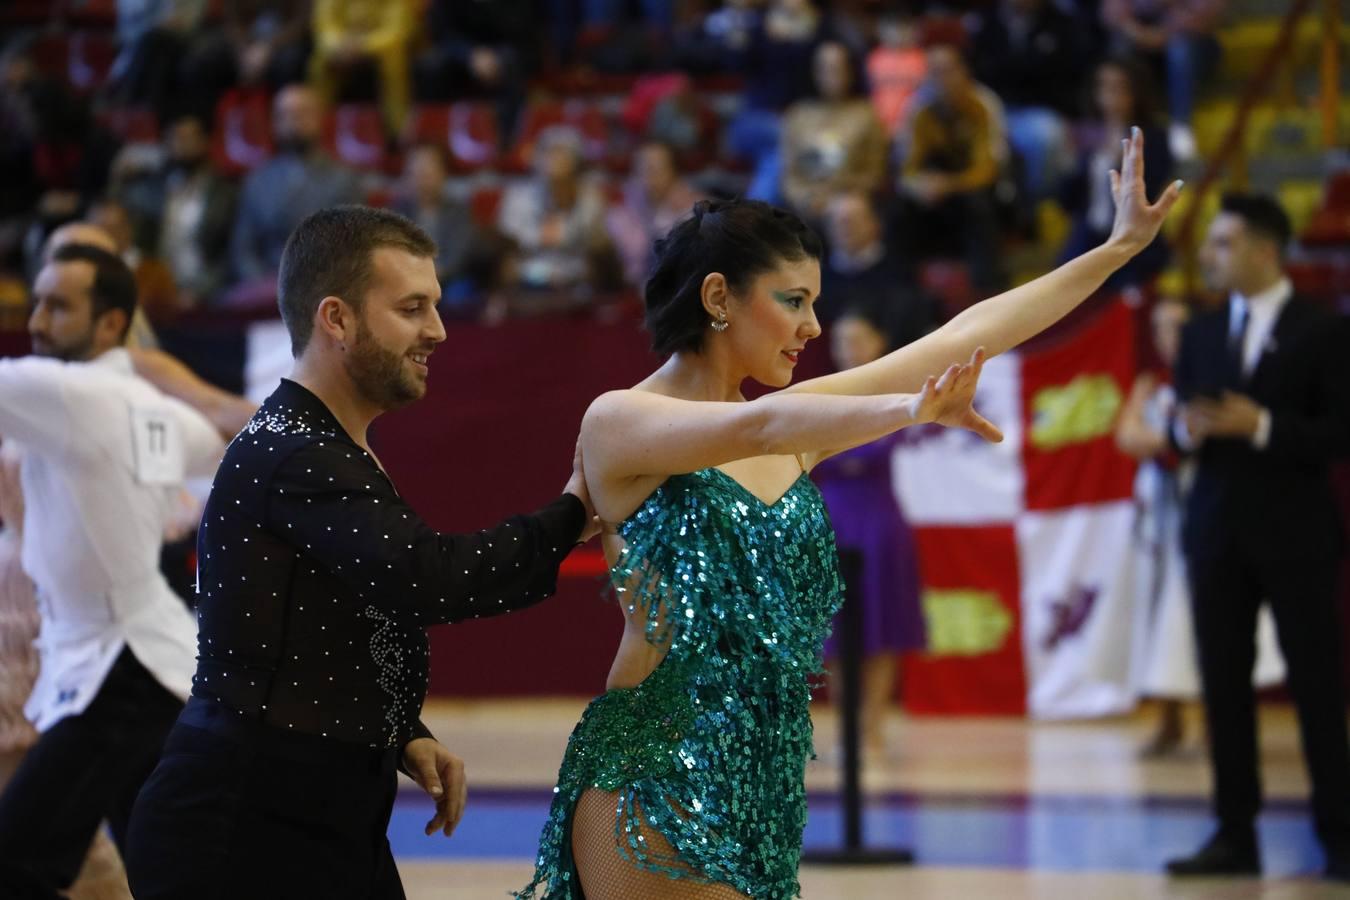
[125,696,405,900]
[0,646,183,899]
[1189,538,1350,849]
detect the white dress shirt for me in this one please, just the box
[1229,276,1291,449]
[0,348,224,731]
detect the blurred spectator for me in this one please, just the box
[460,227,523,324]
[105,0,224,122]
[820,190,936,339]
[970,0,1083,201]
[497,127,616,301]
[1,44,120,272]
[1102,0,1225,160]
[781,40,887,222]
[866,12,927,138]
[671,0,760,73]
[107,115,239,313]
[893,44,1007,293]
[1116,297,1285,759]
[605,140,705,288]
[391,144,473,295]
[87,197,178,323]
[818,302,926,765]
[228,85,362,300]
[725,0,829,203]
[1057,56,1172,291]
[224,0,314,89]
[151,0,314,121]
[309,0,416,138]
[621,73,719,165]
[413,0,533,148]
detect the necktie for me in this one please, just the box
[1226,302,1249,386]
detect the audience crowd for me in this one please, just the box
[0,0,1232,330]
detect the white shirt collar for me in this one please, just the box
[88,347,133,374]
[1231,276,1292,321]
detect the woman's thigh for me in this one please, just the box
[571,788,748,900]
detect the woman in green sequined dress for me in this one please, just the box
[518,131,1180,899]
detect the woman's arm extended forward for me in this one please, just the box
[583,354,999,485]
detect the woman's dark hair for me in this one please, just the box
[1089,54,1163,129]
[644,199,823,356]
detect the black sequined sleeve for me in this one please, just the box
[267,442,587,626]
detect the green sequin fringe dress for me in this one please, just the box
[516,467,843,899]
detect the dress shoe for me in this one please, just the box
[1165,829,1261,877]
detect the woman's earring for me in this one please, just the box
[711,314,729,333]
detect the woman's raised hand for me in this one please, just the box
[1107,126,1185,256]
[910,347,1004,443]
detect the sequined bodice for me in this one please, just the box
[518,468,843,900]
[611,468,841,683]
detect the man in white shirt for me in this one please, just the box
[1164,194,1350,881]
[0,244,225,899]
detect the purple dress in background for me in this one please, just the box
[813,436,926,657]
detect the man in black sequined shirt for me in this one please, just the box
[126,206,596,899]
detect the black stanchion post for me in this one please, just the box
[802,548,914,866]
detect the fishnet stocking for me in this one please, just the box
[571,788,749,900]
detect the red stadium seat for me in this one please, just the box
[405,104,450,147]
[469,186,504,226]
[327,104,388,172]
[447,102,500,173]
[1301,170,1350,248]
[213,89,273,177]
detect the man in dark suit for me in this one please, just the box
[1165,193,1350,880]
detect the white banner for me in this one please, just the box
[1016,501,1138,719]
[893,353,1025,526]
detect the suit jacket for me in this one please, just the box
[1173,293,1350,561]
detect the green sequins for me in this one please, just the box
[516,468,843,899]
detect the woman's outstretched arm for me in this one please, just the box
[787,128,1183,399]
[583,353,999,487]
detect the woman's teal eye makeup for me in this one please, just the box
[772,291,804,310]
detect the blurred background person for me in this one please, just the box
[820,189,935,337]
[605,140,704,290]
[866,11,927,140]
[1115,297,1284,758]
[724,0,828,203]
[1057,55,1173,293]
[307,0,416,139]
[816,303,927,762]
[497,126,617,308]
[970,0,1083,203]
[391,143,474,296]
[1101,0,1226,160]
[413,0,533,152]
[227,84,362,306]
[893,42,1007,294]
[1166,194,1350,880]
[780,40,887,223]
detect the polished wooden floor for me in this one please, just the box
[391,699,1350,899]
